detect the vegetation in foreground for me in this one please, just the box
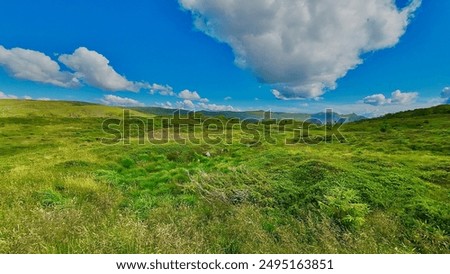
[0,99,449,254]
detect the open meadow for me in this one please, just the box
[0,99,449,254]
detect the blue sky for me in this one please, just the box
[0,0,449,116]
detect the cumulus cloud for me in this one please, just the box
[0,45,153,92]
[178,89,202,101]
[198,102,235,111]
[0,45,211,103]
[0,46,79,88]
[363,94,390,106]
[178,89,211,103]
[363,90,418,106]
[390,89,418,105]
[0,91,18,99]
[150,83,175,96]
[180,0,421,99]
[101,94,144,107]
[59,47,149,92]
[177,99,196,109]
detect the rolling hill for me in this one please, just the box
[0,99,150,118]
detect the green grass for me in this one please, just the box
[0,99,449,254]
[0,99,148,118]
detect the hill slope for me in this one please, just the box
[0,99,151,118]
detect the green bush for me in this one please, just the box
[319,187,369,230]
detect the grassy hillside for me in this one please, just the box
[0,99,448,254]
[0,99,149,118]
[342,105,450,154]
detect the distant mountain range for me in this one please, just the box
[3,99,450,124]
[132,107,367,123]
[0,99,366,123]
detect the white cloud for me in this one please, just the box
[224,96,232,101]
[0,46,79,88]
[198,102,235,111]
[272,89,303,101]
[363,93,389,106]
[390,89,418,105]
[101,94,145,107]
[59,47,148,92]
[150,83,175,96]
[174,99,236,111]
[272,89,287,100]
[0,91,18,99]
[363,90,418,106]
[177,99,196,109]
[178,89,211,103]
[180,0,421,99]
[178,89,202,101]
[37,97,52,101]
[157,101,174,109]
[0,45,198,98]
[0,45,153,92]
[23,95,32,100]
